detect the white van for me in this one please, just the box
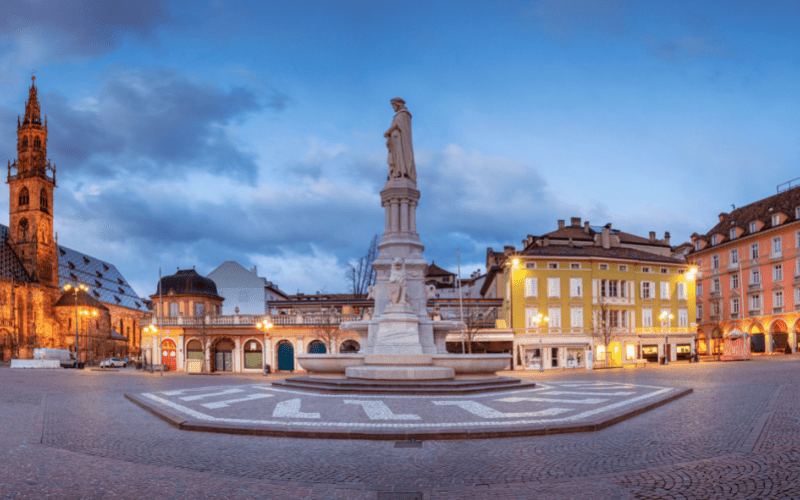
[33,348,77,368]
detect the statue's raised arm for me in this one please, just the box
[384,98,416,185]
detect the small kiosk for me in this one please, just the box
[721,328,750,361]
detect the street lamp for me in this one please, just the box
[256,319,274,376]
[63,282,88,366]
[145,324,159,374]
[532,313,549,372]
[80,309,98,366]
[660,311,674,365]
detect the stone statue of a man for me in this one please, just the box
[387,257,409,305]
[384,98,416,184]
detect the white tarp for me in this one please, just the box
[11,359,61,369]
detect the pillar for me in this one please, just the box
[400,199,409,232]
[391,201,399,232]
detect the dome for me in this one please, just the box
[153,269,221,298]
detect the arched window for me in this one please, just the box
[18,218,28,241]
[21,137,28,149]
[19,188,29,206]
[33,137,41,149]
[40,189,48,210]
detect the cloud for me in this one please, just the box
[43,68,265,182]
[526,0,627,43]
[648,35,730,64]
[0,0,170,60]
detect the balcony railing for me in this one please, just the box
[748,283,762,291]
[748,309,761,317]
[141,313,363,328]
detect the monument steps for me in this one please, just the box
[271,375,534,395]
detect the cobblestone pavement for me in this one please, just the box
[1,357,799,499]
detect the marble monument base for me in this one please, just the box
[345,353,455,380]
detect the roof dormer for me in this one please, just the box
[769,210,786,228]
[748,219,763,235]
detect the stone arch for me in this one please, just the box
[307,339,327,354]
[211,337,235,372]
[19,187,29,206]
[749,322,766,353]
[697,330,708,355]
[275,339,295,372]
[242,338,264,370]
[18,218,28,241]
[40,188,48,210]
[340,339,360,353]
[770,319,789,352]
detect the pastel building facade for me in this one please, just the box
[690,185,800,354]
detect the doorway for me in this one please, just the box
[277,341,294,371]
[161,339,177,371]
[214,339,235,372]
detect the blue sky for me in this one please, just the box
[1,0,799,299]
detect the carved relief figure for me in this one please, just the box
[384,98,416,184]
[386,257,408,305]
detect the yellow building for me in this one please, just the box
[493,218,696,369]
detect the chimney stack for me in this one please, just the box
[503,245,515,256]
[570,217,581,228]
[602,226,610,249]
[664,231,671,246]
[557,219,565,229]
[584,221,590,234]
[649,231,656,242]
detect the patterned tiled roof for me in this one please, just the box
[426,261,455,277]
[0,226,33,282]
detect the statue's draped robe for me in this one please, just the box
[387,109,416,184]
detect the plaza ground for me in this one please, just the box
[1,357,799,499]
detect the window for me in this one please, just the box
[547,277,560,298]
[642,308,653,327]
[18,188,29,206]
[750,243,759,259]
[697,303,703,322]
[661,268,669,274]
[774,264,783,281]
[524,307,538,327]
[695,241,702,251]
[796,288,800,306]
[678,309,688,327]
[608,310,619,328]
[796,231,800,249]
[194,302,205,316]
[569,277,582,298]
[774,291,784,308]
[660,281,670,299]
[525,262,536,269]
[712,255,719,269]
[548,262,558,269]
[772,236,782,255]
[619,265,628,271]
[524,277,538,298]
[730,249,738,265]
[40,189,47,209]
[570,307,583,328]
[570,263,581,270]
[642,267,651,273]
[711,235,718,245]
[712,278,720,293]
[548,306,561,328]
[750,294,761,310]
[18,218,28,240]
[641,281,652,299]
[599,264,609,270]
[696,282,702,298]
[731,273,739,290]
[608,280,619,297]
[751,269,761,284]
[772,214,780,226]
[710,301,721,316]
[677,282,687,300]
[169,303,179,316]
[796,207,800,219]
[33,137,41,149]
[750,221,758,233]
[731,298,739,315]
[729,228,737,240]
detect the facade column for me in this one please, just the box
[177,334,185,371]
[234,337,241,372]
[400,199,409,232]
[409,201,417,233]
[384,202,391,233]
[766,330,773,354]
[391,201,400,232]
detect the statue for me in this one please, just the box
[384,98,416,184]
[386,257,409,305]
[425,284,436,301]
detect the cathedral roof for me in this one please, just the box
[53,287,109,310]
[0,226,33,283]
[22,77,42,127]
[55,243,146,312]
[154,269,222,299]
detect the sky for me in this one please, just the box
[1,0,799,300]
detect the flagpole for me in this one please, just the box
[458,250,465,354]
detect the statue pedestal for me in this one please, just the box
[371,304,422,354]
[345,353,454,380]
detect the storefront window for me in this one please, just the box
[523,347,541,370]
[566,348,583,368]
[625,344,636,360]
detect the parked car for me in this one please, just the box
[33,348,77,368]
[99,358,127,368]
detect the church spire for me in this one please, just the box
[22,76,42,127]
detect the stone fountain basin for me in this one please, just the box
[296,353,511,374]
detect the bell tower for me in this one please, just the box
[7,76,58,288]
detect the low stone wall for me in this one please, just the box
[11,359,61,369]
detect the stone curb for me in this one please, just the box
[124,387,693,441]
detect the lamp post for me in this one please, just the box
[256,319,274,376]
[63,282,89,366]
[660,311,674,365]
[532,313,549,372]
[80,309,98,366]
[145,324,159,375]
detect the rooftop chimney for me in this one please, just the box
[649,231,656,242]
[602,226,610,249]
[557,219,565,229]
[503,245,515,256]
[664,231,671,246]
[719,212,728,222]
[571,217,581,228]
[584,221,590,234]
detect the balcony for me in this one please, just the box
[770,251,783,261]
[773,307,784,314]
[727,263,740,271]
[730,313,739,319]
[709,290,722,299]
[794,274,800,284]
[748,282,762,292]
[747,309,761,317]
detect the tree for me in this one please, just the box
[311,305,341,354]
[458,308,488,354]
[346,235,378,297]
[592,299,614,368]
